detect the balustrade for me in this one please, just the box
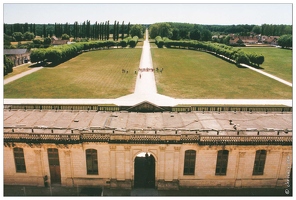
[3,127,292,145]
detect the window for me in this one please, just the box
[47,148,60,166]
[253,150,267,175]
[183,150,196,175]
[86,149,98,175]
[13,147,26,173]
[215,150,229,175]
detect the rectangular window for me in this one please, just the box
[86,149,98,175]
[47,148,60,166]
[183,150,196,175]
[13,148,26,173]
[253,150,267,175]
[215,150,229,175]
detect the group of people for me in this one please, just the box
[138,68,154,72]
[155,67,163,73]
[122,67,164,75]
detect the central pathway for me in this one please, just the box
[115,29,176,106]
[134,31,157,94]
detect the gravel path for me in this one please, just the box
[4,66,43,85]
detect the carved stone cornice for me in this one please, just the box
[109,145,116,150]
[174,146,181,151]
[159,146,166,151]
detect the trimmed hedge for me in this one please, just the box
[158,36,265,66]
[129,36,139,48]
[4,55,14,76]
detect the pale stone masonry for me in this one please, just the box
[3,110,292,189]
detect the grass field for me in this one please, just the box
[4,49,141,98]
[234,47,292,82]
[151,48,292,99]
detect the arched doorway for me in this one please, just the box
[134,152,155,188]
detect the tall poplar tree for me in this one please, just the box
[116,21,119,41]
[113,20,117,41]
[127,22,131,37]
[121,21,125,40]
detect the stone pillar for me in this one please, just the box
[173,146,181,180]
[234,152,246,188]
[124,146,131,180]
[34,150,44,186]
[158,146,166,180]
[63,150,73,186]
[115,151,125,180]
[109,145,117,188]
[164,151,174,181]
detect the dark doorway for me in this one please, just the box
[134,153,155,188]
[47,148,61,184]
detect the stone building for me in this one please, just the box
[3,102,292,190]
[4,49,31,66]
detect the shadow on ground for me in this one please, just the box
[4,185,292,196]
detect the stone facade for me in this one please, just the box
[3,142,292,189]
[4,49,30,66]
[4,109,292,189]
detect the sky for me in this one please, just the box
[2,1,293,25]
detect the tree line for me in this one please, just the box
[4,21,147,50]
[5,22,291,41]
[156,37,264,67]
[4,21,131,39]
[29,38,140,65]
[148,22,292,41]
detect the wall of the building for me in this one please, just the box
[6,53,30,66]
[3,142,292,189]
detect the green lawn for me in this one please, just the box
[234,47,292,82]
[151,48,292,99]
[4,49,141,98]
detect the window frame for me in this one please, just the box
[215,150,229,176]
[183,150,196,175]
[252,150,267,175]
[13,147,26,173]
[86,149,98,175]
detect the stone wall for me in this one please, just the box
[3,142,292,189]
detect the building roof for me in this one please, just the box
[4,49,28,55]
[4,110,292,134]
[4,110,292,145]
[52,40,68,45]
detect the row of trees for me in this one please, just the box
[5,22,291,41]
[277,34,292,48]
[148,22,292,41]
[149,22,216,41]
[30,38,139,64]
[4,21,137,40]
[4,55,14,76]
[158,37,264,66]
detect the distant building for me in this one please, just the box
[262,36,280,45]
[51,36,68,45]
[229,36,258,45]
[4,49,30,66]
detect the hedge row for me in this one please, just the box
[129,36,139,48]
[30,39,139,64]
[160,37,264,66]
[155,36,164,48]
[4,55,14,76]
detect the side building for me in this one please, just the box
[3,107,292,190]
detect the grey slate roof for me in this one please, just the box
[4,49,28,55]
